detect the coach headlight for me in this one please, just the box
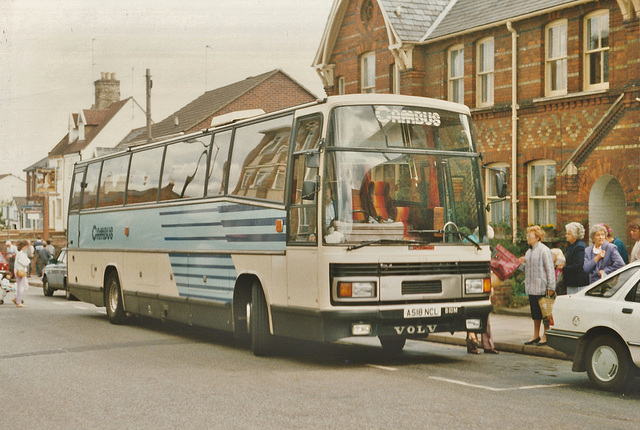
[465,278,490,294]
[337,281,377,298]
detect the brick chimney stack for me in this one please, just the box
[94,72,120,110]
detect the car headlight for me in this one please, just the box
[337,281,377,298]
[465,278,490,294]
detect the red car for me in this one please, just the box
[0,252,10,279]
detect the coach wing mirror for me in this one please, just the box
[494,171,507,198]
[302,180,318,201]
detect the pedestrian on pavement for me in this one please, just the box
[26,240,35,276]
[36,244,51,276]
[13,240,31,308]
[583,224,625,284]
[519,225,555,346]
[557,222,589,294]
[629,219,640,263]
[46,240,55,259]
[601,223,628,264]
[466,283,499,354]
[5,240,17,276]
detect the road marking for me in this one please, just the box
[429,376,567,391]
[366,364,398,371]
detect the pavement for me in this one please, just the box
[426,306,571,360]
[19,275,571,361]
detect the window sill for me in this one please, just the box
[532,89,608,104]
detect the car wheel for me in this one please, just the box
[64,279,76,301]
[379,336,407,354]
[585,334,631,392]
[105,271,126,324]
[42,276,54,297]
[250,281,273,356]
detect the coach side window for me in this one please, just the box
[228,114,293,202]
[160,135,211,201]
[82,162,102,210]
[207,130,232,196]
[98,155,130,207]
[127,146,164,204]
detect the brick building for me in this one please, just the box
[119,69,317,148]
[313,0,640,246]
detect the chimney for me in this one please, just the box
[94,72,120,110]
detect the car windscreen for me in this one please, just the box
[585,266,640,298]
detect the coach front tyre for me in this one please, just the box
[379,336,406,354]
[250,281,273,356]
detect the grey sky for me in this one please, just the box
[0,0,332,179]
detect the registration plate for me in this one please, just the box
[404,305,460,319]
[404,305,441,319]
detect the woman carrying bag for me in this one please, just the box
[13,240,31,308]
[519,226,556,346]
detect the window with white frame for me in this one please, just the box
[477,38,494,106]
[448,45,464,104]
[546,20,568,96]
[528,160,556,227]
[585,10,609,90]
[338,76,345,95]
[486,163,510,227]
[361,52,376,93]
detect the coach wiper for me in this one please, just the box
[347,238,436,251]
[440,221,482,251]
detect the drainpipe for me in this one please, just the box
[507,21,519,244]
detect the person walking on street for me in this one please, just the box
[584,224,625,284]
[519,226,555,346]
[557,222,589,294]
[629,219,640,263]
[13,240,31,308]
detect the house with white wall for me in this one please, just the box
[42,73,146,231]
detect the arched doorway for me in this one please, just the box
[589,175,627,245]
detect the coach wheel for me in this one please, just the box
[42,277,54,297]
[379,336,406,354]
[105,272,126,325]
[250,281,273,356]
[586,334,631,392]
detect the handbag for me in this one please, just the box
[16,269,27,278]
[491,244,521,280]
[538,290,556,322]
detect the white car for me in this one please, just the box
[547,261,640,391]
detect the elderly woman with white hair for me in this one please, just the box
[583,224,625,284]
[556,222,589,294]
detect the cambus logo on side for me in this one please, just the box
[92,225,114,241]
